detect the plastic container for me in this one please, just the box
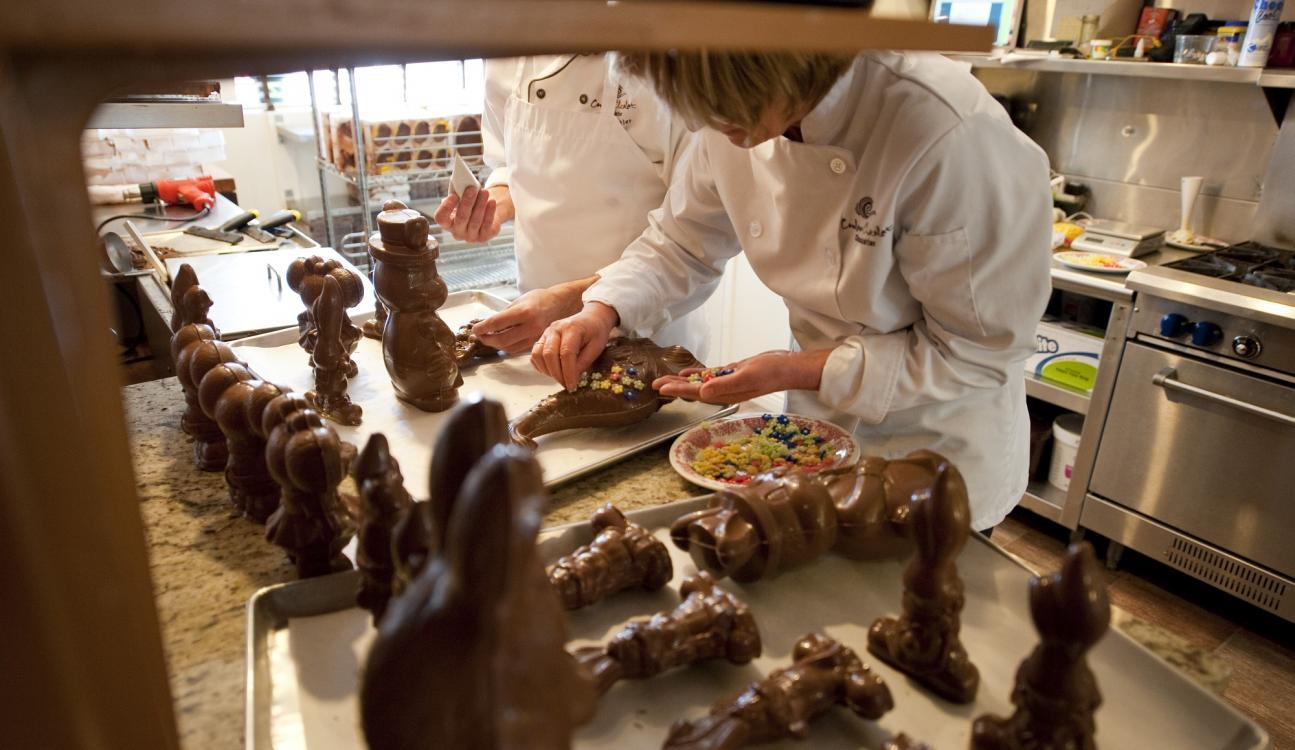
[1089,39,1113,60]
[1218,24,1249,65]
[1175,35,1217,64]
[1238,0,1285,67]
[1048,413,1084,492]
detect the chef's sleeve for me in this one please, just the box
[817,112,1052,423]
[583,135,740,335]
[482,57,512,189]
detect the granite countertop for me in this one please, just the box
[125,376,1229,749]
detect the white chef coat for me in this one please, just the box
[481,54,717,360]
[584,53,1052,529]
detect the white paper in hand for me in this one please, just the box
[450,151,481,197]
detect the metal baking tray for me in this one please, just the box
[231,290,735,492]
[246,497,1268,750]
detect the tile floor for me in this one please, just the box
[998,508,1295,750]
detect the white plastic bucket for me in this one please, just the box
[1048,413,1084,492]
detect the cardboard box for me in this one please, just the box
[1026,316,1104,393]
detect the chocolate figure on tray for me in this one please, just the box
[670,450,953,583]
[508,337,702,448]
[361,396,596,750]
[572,572,761,695]
[197,362,282,521]
[354,433,413,623]
[368,199,461,412]
[453,318,506,368]
[169,262,217,335]
[664,633,893,749]
[867,459,980,704]
[971,542,1110,750]
[307,274,363,425]
[173,326,240,471]
[285,254,364,372]
[547,503,673,610]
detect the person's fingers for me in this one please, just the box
[531,334,551,377]
[489,325,542,354]
[465,191,491,240]
[474,306,527,337]
[451,187,478,233]
[433,194,458,228]
[476,200,497,242]
[571,336,605,389]
[675,367,705,378]
[656,380,703,399]
[559,330,592,391]
[540,328,571,389]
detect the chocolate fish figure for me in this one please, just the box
[169,263,217,335]
[197,362,281,520]
[664,633,893,750]
[547,503,673,610]
[867,460,980,704]
[670,450,953,583]
[453,318,506,368]
[286,254,364,374]
[509,337,702,448]
[174,326,240,471]
[573,572,762,695]
[308,274,363,425]
[264,407,354,578]
[361,395,597,750]
[971,542,1110,750]
[354,433,413,623]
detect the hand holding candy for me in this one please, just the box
[654,350,832,405]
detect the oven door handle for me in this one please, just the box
[1152,367,1295,427]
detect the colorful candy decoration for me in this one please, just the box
[689,414,831,485]
[687,367,736,384]
[577,364,648,401]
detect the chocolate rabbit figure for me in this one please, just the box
[867,460,980,704]
[354,433,413,623]
[361,396,596,750]
[369,199,461,412]
[971,542,1110,750]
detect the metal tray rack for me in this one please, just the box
[247,498,1268,750]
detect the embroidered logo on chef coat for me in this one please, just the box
[842,195,892,248]
[855,197,875,219]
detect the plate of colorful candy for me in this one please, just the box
[669,412,860,491]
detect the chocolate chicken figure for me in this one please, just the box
[670,450,953,584]
[169,263,217,335]
[368,199,461,412]
[866,460,980,704]
[971,542,1110,750]
[547,503,673,610]
[173,325,240,470]
[664,633,893,750]
[508,337,702,448]
[307,275,363,425]
[354,433,413,623]
[286,254,364,374]
[572,572,762,695]
[361,395,597,750]
[197,362,282,521]
[263,406,354,578]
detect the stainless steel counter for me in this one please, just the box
[1049,246,1198,302]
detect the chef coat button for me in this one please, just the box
[830,158,847,174]
[536,88,546,99]
[579,94,588,104]
[749,221,763,238]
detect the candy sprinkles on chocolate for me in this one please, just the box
[577,364,647,401]
[691,414,831,484]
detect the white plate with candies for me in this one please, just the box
[669,412,860,491]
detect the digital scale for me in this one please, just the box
[1071,219,1165,258]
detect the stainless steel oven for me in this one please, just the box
[1083,248,1295,622]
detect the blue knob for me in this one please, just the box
[1191,321,1222,347]
[1160,313,1190,338]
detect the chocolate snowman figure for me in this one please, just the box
[368,200,461,412]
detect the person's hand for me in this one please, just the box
[471,280,590,354]
[531,302,620,392]
[653,349,832,405]
[433,185,511,243]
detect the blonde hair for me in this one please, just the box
[616,51,852,131]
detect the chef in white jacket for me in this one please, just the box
[533,51,1052,530]
[435,53,713,359]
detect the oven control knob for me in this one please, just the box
[1232,335,1261,359]
[1159,313,1190,338]
[1191,321,1222,347]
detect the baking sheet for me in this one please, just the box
[169,247,377,339]
[247,498,1268,750]
[231,290,735,492]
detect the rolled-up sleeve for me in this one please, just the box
[584,135,740,334]
[818,112,1051,422]
[481,58,512,189]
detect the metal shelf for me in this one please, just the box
[1020,480,1066,523]
[1024,371,1091,415]
[86,102,244,129]
[951,53,1295,88]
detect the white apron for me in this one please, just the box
[502,60,709,359]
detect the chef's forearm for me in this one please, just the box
[487,184,516,224]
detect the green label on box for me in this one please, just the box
[1040,359,1098,391]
